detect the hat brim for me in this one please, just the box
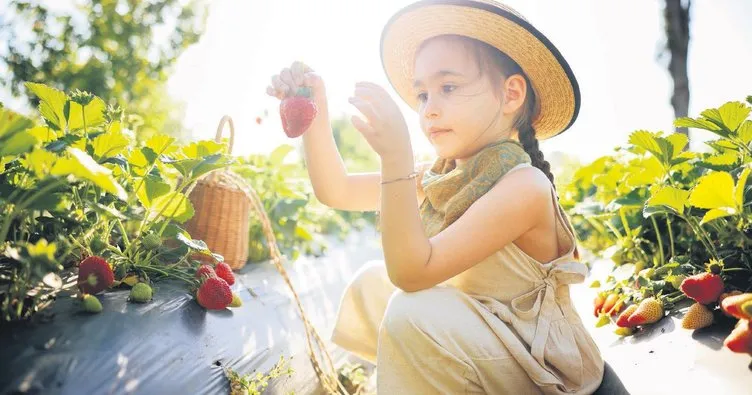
[380,0,580,140]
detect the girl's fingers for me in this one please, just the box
[351,115,374,135]
[348,97,380,124]
[271,74,289,97]
[291,61,307,86]
[280,68,297,93]
[356,82,390,102]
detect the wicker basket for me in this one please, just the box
[185,115,251,270]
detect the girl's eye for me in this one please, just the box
[416,92,428,102]
[442,84,457,94]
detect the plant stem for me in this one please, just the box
[723,267,752,273]
[650,216,665,266]
[117,219,131,251]
[666,215,675,257]
[82,109,87,136]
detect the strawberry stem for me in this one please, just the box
[296,86,312,98]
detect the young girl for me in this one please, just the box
[267,1,604,393]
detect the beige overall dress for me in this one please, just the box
[331,163,605,394]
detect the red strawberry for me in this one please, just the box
[680,272,724,305]
[214,262,235,286]
[78,256,115,294]
[196,277,232,310]
[721,293,752,320]
[616,304,638,327]
[627,297,664,326]
[280,87,317,138]
[724,319,752,355]
[195,264,216,281]
[593,293,606,317]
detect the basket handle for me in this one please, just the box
[215,115,235,155]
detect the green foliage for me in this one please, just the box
[331,116,380,173]
[0,0,208,142]
[225,355,294,395]
[233,144,377,263]
[563,95,752,324]
[0,82,234,322]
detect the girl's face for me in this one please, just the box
[413,37,520,162]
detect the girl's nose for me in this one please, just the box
[423,97,441,119]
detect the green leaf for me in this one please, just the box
[176,233,210,252]
[0,106,34,138]
[629,130,664,159]
[688,171,735,210]
[146,134,177,155]
[669,152,695,168]
[700,108,728,132]
[26,192,64,211]
[718,101,750,132]
[169,158,202,177]
[141,147,158,164]
[269,144,295,166]
[666,133,688,153]
[629,130,674,165]
[25,82,68,131]
[646,186,689,215]
[626,156,663,187]
[26,126,58,143]
[51,148,127,200]
[674,117,722,132]
[735,167,750,208]
[92,129,130,159]
[699,151,739,171]
[181,140,223,159]
[191,153,232,180]
[737,120,752,144]
[67,97,107,131]
[0,131,37,156]
[150,192,194,223]
[22,148,57,178]
[700,208,734,225]
[608,188,646,210]
[136,176,171,208]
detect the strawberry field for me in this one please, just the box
[2,79,752,392]
[562,95,752,359]
[0,82,374,323]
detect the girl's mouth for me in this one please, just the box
[429,128,452,139]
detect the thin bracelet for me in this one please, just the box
[381,171,419,185]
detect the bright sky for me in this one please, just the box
[167,0,752,164]
[4,1,752,166]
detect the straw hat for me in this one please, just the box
[380,0,580,140]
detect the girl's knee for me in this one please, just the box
[381,287,457,335]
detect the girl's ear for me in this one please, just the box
[501,74,527,116]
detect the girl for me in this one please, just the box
[267,1,604,393]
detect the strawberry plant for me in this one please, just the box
[563,94,752,356]
[0,82,236,322]
[234,145,377,263]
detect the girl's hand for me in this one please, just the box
[266,61,328,110]
[349,82,413,163]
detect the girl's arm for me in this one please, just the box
[380,163,551,291]
[349,81,549,291]
[270,63,381,212]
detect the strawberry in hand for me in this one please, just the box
[280,87,317,138]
